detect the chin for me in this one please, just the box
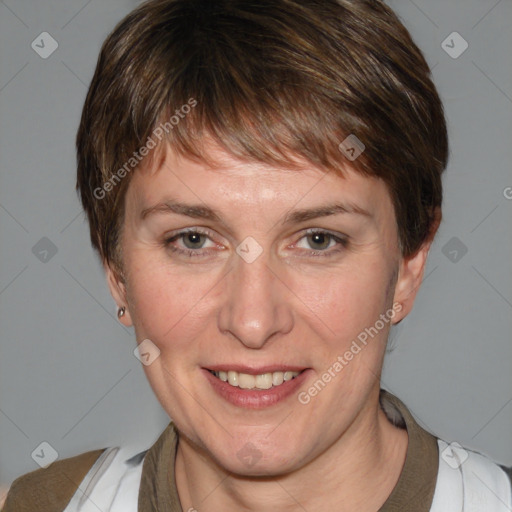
[207,439,303,477]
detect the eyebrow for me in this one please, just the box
[140,199,372,224]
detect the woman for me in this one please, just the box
[3,0,511,510]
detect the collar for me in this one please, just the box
[378,389,439,511]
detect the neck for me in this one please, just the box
[175,390,408,511]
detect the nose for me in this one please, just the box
[217,247,294,349]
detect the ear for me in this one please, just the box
[392,209,440,324]
[104,262,133,327]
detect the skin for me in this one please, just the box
[106,141,436,511]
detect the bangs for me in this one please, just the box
[112,0,378,179]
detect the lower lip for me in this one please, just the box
[203,369,311,409]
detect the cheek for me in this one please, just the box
[125,255,222,348]
[289,263,392,343]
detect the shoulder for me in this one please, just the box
[2,425,174,512]
[430,439,512,511]
[2,444,149,512]
[2,448,107,512]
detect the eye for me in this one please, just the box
[178,232,208,249]
[294,229,348,257]
[163,228,219,258]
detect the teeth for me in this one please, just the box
[227,371,238,386]
[212,369,300,389]
[272,372,284,386]
[255,373,273,390]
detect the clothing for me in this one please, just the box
[3,390,511,511]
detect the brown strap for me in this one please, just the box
[379,390,439,511]
[138,423,182,511]
[2,448,106,512]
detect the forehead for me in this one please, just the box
[128,142,393,220]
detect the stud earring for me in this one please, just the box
[117,306,126,319]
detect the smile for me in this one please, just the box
[208,369,303,390]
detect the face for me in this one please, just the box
[107,142,430,476]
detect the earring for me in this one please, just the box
[117,306,126,319]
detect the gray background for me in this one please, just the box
[1,0,511,492]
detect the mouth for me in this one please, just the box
[207,368,306,390]
[203,366,311,409]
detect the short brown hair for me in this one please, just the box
[76,0,448,274]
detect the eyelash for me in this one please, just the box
[163,228,348,259]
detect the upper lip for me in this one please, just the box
[205,365,308,375]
